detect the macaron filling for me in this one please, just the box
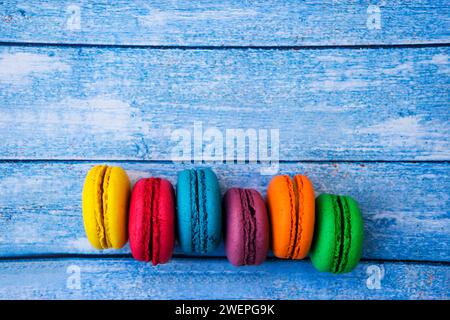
[141,178,162,264]
[332,195,352,274]
[94,165,112,249]
[189,169,209,253]
[198,170,208,253]
[285,176,302,259]
[240,189,257,265]
[339,196,352,273]
[189,170,199,252]
[102,166,113,248]
[151,178,161,265]
[141,179,152,262]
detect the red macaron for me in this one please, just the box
[129,178,175,265]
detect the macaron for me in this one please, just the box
[82,165,130,249]
[224,188,269,266]
[129,178,175,265]
[176,168,222,254]
[266,174,315,259]
[309,194,363,274]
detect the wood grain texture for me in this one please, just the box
[0,0,449,46]
[0,161,448,261]
[0,257,448,299]
[1,0,449,300]
[0,46,449,161]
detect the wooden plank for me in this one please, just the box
[0,1,449,46]
[0,46,449,161]
[0,161,448,262]
[0,257,448,299]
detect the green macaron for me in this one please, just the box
[309,194,363,274]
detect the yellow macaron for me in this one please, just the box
[82,165,131,249]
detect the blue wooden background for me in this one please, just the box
[0,1,449,299]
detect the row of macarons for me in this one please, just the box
[82,165,364,273]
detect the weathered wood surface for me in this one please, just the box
[0,161,448,262]
[0,46,449,161]
[1,0,449,300]
[0,1,449,46]
[0,257,448,299]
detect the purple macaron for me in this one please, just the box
[224,188,269,266]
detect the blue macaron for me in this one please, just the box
[176,168,222,254]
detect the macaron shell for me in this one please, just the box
[176,168,222,254]
[200,168,222,253]
[224,189,269,266]
[129,178,175,265]
[176,169,194,253]
[155,179,175,264]
[293,175,315,259]
[267,175,293,258]
[309,194,336,272]
[309,194,363,274]
[224,189,246,265]
[82,165,107,249]
[129,179,151,261]
[250,189,269,265]
[103,166,130,249]
[267,175,314,259]
[340,196,364,273]
[192,169,204,252]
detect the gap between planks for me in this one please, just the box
[1,254,449,267]
[0,41,449,50]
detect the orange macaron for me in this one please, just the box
[267,175,315,259]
